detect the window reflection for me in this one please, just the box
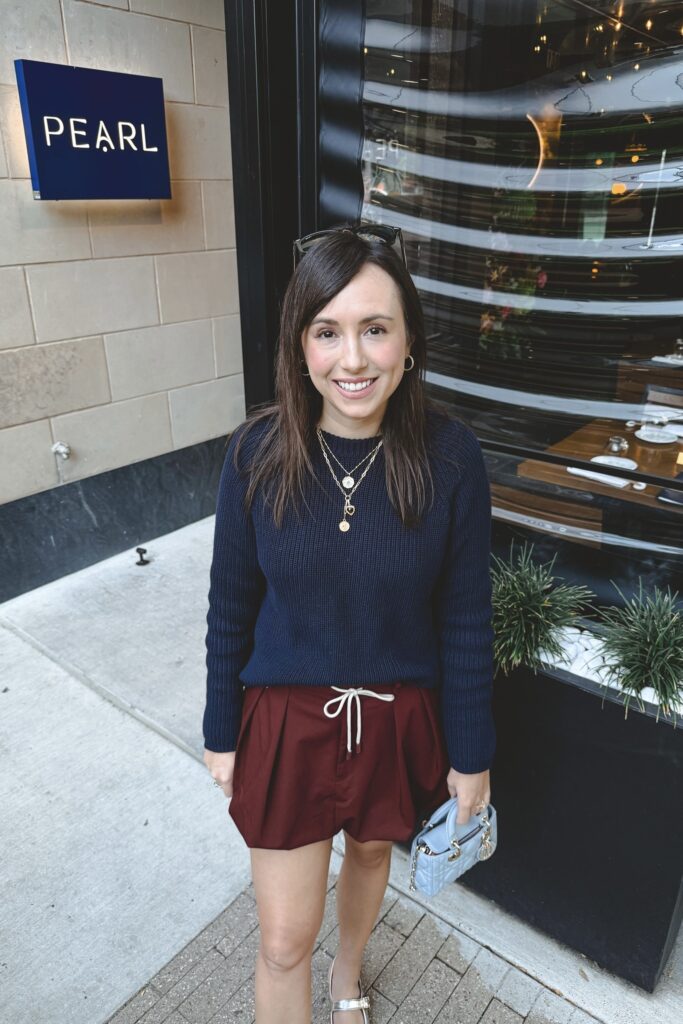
[360,0,682,608]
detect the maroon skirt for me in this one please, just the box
[228,681,452,850]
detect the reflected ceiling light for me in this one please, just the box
[526,112,546,189]
[525,109,562,190]
[632,155,640,163]
[634,63,640,70]
[612,182,627,195]
[595,158,603,165]
[645,19,653,31]
[606,73,613,80]
[534,45,541,52]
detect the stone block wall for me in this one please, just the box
[0,0,244,504]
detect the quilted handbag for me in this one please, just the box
[408,797,498,897]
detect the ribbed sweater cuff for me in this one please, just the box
[202,695,242,753]
[441,694,496,774]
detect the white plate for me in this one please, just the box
[634,427,679,444]
[590,455,638,470]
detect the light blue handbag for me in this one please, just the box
[408,797,498,896]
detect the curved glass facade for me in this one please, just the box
[361,0,683,614]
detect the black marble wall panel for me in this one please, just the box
[0,436,231,604]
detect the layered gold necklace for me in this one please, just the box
[316,428,384,532]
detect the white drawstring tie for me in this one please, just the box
[323,686,396,758]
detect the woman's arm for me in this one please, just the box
[203,424,265,753]
[433,422,496,776]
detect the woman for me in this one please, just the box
[202,223,495,1024]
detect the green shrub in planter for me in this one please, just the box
[592,580,683,724]
[491,540,594,676]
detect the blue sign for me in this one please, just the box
[14,60,171,200]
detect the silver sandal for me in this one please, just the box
[327,953,370,1024]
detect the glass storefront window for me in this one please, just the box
[360,0,683,614]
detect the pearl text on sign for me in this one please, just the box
[42,116,159,152]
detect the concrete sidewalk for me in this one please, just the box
[1,518,681,1024]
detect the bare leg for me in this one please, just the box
[250,836,333,1024]
[331,834,393,1024]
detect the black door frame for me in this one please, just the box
[225,0,365,408]
[224,0,320,409]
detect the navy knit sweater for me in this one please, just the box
[203,410,496,774]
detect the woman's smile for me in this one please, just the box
[332,377,379,398]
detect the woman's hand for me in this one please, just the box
[204,748,236,798]
[446,767,491,824]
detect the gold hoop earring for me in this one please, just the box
[404,354,415,371]
[300,359,311,377]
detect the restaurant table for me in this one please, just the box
[615,352,683,404]
[516,417,683,509]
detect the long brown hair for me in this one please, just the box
[229,224,461,528]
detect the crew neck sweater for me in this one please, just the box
[203,410,496,774]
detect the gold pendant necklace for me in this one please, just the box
[318,431,378,489]
[316,429,384,532]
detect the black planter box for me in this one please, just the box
[454,666,683,992]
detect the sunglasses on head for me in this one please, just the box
[292,223,407,272]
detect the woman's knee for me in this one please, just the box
[259,924,316,973]
[343,833,393,867]
[250,839,332,971]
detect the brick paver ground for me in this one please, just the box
[105,870,600,1024]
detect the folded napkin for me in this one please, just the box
[566,467,630,488]
[658,491,683,505]
[657,470,683,505]
[653,423,683,438]
[640,406,683,436]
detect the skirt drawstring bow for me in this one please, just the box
[322,686,396,758]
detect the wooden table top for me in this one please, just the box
[517,418,683,508]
